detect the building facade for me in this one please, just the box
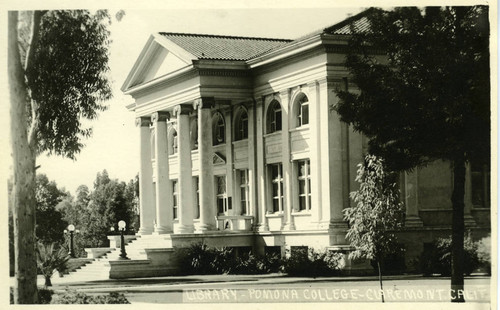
[121,12,490,265]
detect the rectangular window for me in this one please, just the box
[216,175,227,215]
[269,163,284,213]
[194,177,200,219]
[471,162,490,208]
[297,160,312,211]
[239,169,249,215]
[172,180,179,219]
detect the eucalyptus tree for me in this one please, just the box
[8,10,113,303]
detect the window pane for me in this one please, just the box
[302,104,309,125]
[273,198,279,213]
[299,196,306,211]
[272,183,279,197]
[276,110,282,131]
[299,180,306,194]
[218,199,224,214]
[271,165,279,179]
[298,161,305,176]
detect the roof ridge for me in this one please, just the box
[159,32,292,42]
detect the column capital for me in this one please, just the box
[193,97,215,110]
[135,117,151,127]
[172,104,193,117]
[151,111,170,123]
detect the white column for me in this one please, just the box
[248,102,258,224]
[280,89,295,230]
[136,117,154,235]
[152,111,173,234]
[225,106,234,215]
[173,104,194,233]
[255,97,269,231]
[464,163,477,227]
[320,79,347,236]
[308,82,322,227]
[194,98,216,231]
[404,169,423,227]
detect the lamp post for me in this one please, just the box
[118,220,128,260]
[65,224,76,258]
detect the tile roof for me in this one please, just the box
[159,32,292,61]
[158,9,371,62]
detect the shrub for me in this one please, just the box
[419,234,480,276]
[281,248,342,277]
[476,235,491,275]
[233,252,282,274]
[38,288,54,304]
[177,243,235,275]
[50,289,129,304]
[37,242,70,286]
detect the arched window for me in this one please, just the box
[234,107,248,141]
[296,94,309,127]
[212,112,225,145]
[267,100,282,133]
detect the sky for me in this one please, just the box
[27,6,366,194]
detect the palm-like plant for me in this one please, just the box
[36,242,69,287]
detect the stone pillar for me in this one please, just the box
[194,97,216,231]
[308,82,322,228]
[224,106,234,215]
[280,89,295,230]
[136,117,155,235]
[173,104,194,233]
[248,102,258,221]
[464,163,477,227]
[152,111,173,234]
[404,169,423,227]
[255,97,269,231]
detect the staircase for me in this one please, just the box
[54,234,175,283]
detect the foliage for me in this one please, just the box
[281,248,343,277]
[344,154,405,262]
[35,174,69,244]
[61,171,138,251]
[177,243,282,275]
[419,234,480,276]
[37,288,54,304]
[36,242,70,286]
[25,10,113,159]
[50,290,129,304]
[476,235,491,275]
[334,7,489,171]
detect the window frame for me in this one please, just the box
[239,169,250,215]
[267,100,282,134]
[212,112,225,145]
[216,175,228,215]
[297,95,309,127]
[172,180,179,219]
[297,159,312,212]
[234,108,249,141]
[269,163,284,213]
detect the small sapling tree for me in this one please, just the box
[344,154,405,302]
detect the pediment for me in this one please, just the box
[213,152,226,165]
[121,34,196,92]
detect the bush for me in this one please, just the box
[50,289,129,304]
[38,288,54,304]
[281,248,343,277]
[476,235,491,275]
[37,242,70,286]
[177,243,283,275]
[370,247,406,275]
[419,234,480,276]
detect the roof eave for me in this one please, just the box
[247,34,325,68]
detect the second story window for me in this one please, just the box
[267,100,282,133]
[297,95,309,127]
[216,175,228,215]
[269,163,284,213]
[212,112,225,145]
[234,108,248,141]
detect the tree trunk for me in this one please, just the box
[377,260,384,303]
[451,157,466,302]
[8,11,38,304]
[44,276,52,287]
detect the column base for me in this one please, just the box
[405,216,424,227]
[153,226,173,235]
[138,227,154,235]
[254,223,269,232]
[464,215,476,227]
[195,224,216,233]
[176,225,195,234]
